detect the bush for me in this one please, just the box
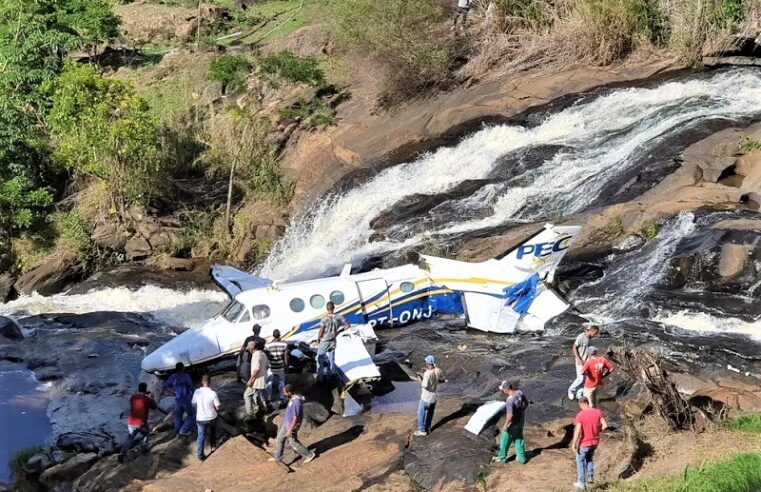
[564,0,666,64]
[209,55,253,93]
[257,51,325,87]
[50,212,94,264]
[727,413,761,433]
[49,63,163,214]
[493,0,555,31]
[739,135,761,153]
[328,0,456,102]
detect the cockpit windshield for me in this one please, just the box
[220,300,245,322]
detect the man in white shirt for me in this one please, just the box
[192,374,220,461]
[453,0,471,30]
[245,339,269,416]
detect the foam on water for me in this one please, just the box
[262,70,761,280]
[0,285,228,329]
[656,311,761,340]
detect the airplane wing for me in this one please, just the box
[210,265,272,298]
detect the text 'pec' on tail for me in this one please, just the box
[498,223,582,281]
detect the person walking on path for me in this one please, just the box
[580,347,614,408]
[414,355,444,436]
[568,326,600,400]
[162,362,195,437]
[315,301,349,380]
[266,329,289,407]
[244,339,269,417]
[269,384,317,465]
[119,383,167,462]
[494,381,529,464]
[237,324,264,382]
[453,0,471,30]
[572,396,608,489]
[192,374,220,461]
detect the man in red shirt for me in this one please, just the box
[572,396,608,489]
[580,347,614,408]
[118,383,167,462]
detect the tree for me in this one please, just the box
[49,63,163,213]
[0,0,120,109]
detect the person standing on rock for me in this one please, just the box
[192,374,220,461]
[162,362,195,437]
[567,325,600,401]
[315,302,349,380]
[493,380,529,464]
[414,355,444,436]
[269,384,316,465]
[266,329,289,408]
[237,324,264,382]
[452,0,471,30]
[580,347,614,408]
[118,383,167,462]
[244,339,269,417]
[572,395,608,489]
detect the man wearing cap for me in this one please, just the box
[414,355,444,436]
[580,347,614,408]
[494,381,529,464]
[572,395,608,489]
[568,325,600,400]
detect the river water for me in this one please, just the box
[3,68,761,484]
[0,362,52,485]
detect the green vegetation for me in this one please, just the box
[493,0,554,31]
[607,453,761,492]
[605,215,625,238]
[258,50,325,87]
[10,447,44,476]
[739,136,761,153]
[727,413,761,433]
[50,63,163,213]
[210,55,253,93]
[640,222,659,241]
[50,212,94,264]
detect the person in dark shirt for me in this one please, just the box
[118,383,167,461]
[269,384,316,464]
[265,329,289,407]
[494,380,529,464]
[161,362,195,437]
[237,324,264,382]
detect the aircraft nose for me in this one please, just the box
[141,348,176,373]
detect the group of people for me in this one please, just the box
[119,367,221,462]
[414,325,614,490]
[120,369,316,465]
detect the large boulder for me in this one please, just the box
[40,452,98,486]
[0,273,14,302]
[91,222,131,252]
[0,316,23,340]
[718,243,750,278]
[13,253,83,296]
[125,236,151,261]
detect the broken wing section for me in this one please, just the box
[211,265,273,298]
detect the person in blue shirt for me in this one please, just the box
[269,384,316,464]
[161,362,195,437]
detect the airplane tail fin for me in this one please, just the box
[496,224,582,282]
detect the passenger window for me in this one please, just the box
[310,294,325,309]
[290,298,305,313]
[252,305,270,320]
[329,290,345,305]
[400,282,415,293]
[221,301,244,322]
[238,310,251,323]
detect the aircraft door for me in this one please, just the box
[356,279,393,328]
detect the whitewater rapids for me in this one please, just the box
[261,69,761,281]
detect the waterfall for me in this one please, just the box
[261,69,761,281]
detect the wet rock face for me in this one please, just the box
[0,316,22,340]
[0,311,172,453]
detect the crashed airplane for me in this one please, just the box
[141,224,581,376]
